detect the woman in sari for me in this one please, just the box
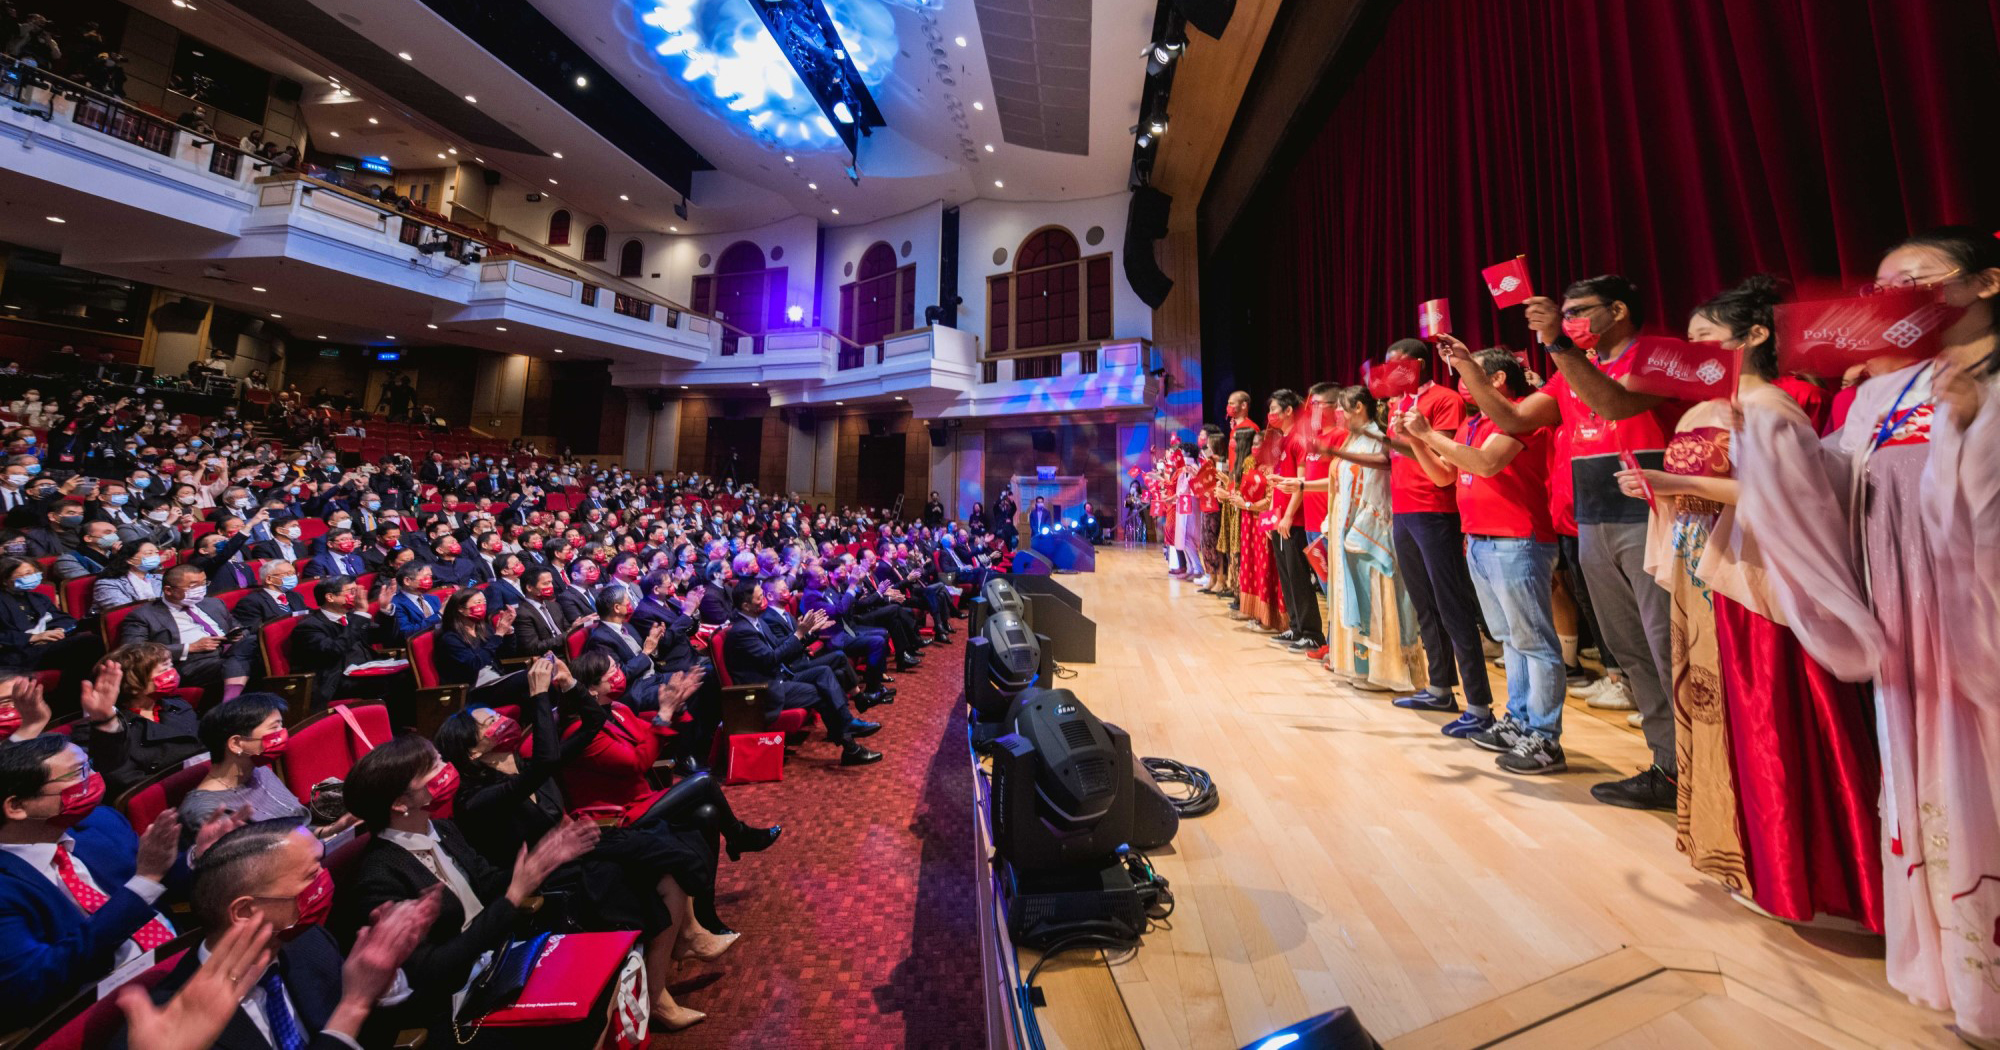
[1734,227,1999,1042]
[1326,386,1424,693]
[1617,276,1880,927]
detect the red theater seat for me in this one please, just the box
[276,703,391,803]
[116,760,211,830]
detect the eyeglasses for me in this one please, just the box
[1560,302,1609,320]
[1859,268,1962,297]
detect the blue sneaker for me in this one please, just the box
[1440,712,1494,738]
[1392,690,1458,713]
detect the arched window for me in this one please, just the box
[716,241,765,274]
[690,241,789,344]
[619,239,644,278]
[839,241,916,347]
[582,224,607,262]
[987,226,1112,353]
[548,209,571,246]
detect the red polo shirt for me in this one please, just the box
[1456,415,1556,542]
[1387,382,1466,514]
[1543,346,1688,527]
[1300,433,1336,531]
[1269,430,1300,523]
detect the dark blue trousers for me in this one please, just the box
[1391,511,1493,709]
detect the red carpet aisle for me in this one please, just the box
[656,663,984,1048]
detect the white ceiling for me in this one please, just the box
[173,0,1153,236]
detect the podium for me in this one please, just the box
[1008,474,1088,532]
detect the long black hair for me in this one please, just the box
[1692,274,1783,381]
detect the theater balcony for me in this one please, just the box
[606,324,982,406]
[917,340,1161,419]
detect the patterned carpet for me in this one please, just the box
[654,641,986,1048]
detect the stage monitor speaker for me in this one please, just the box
[1005,574,1096,663]
[1030,429,1057,453]
[1237,1009,1382,1050]
[1172,0,1236,38]
[1124,187,1174,309]
[1008,548,1054,576]
[1031,530,1096,573]
[927,423,949,447]
[990,689,1133,873]
[1127,750,1180,851]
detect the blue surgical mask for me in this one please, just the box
[189,438,203,448]
[109,494,130,506]
[132,477,152,489]
[138,554,162,571]
[21,435,34,446]
[364,501,380,511]
[278,575,298,591]
[13,572,43,591]
[24,462,38,474]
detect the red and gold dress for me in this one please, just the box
[1236,465,1285,630]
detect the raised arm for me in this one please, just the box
[1438,335,1561,433]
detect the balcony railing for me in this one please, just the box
[613,294,652,322]
[69,95,176,155]
[581,284,597,307]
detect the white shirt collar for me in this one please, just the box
[376,821,440,852]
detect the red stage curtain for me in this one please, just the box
[1213,0,2000,396]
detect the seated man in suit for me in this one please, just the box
[361,523,406,574]
[387,563,442,640]
[0,735,183,1015]
[935,530,998,590]
[511,565,577,658]
[232,559,307,631]
[422,532,476,589]
[759,578,888,709]
[332,736,596,1032]
[118,563,258,700]
[188,517,263,593]
[287,576,407,714]
[248,516,310,564]
[797,564,900,682]
[584,586,673,714]
[303,528,369,579]
[720,580,880,767]
[114,818,435,1050]
[51,521,120,581]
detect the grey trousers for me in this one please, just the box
[1576,519,1675,773]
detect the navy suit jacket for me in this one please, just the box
[232,587,307,631]
[0,807,164,1013]
[303,549,368,579]
[586,620,655,681]
[111,925,353,1050]
[720,611,808,685]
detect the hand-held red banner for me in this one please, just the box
[1622,337,1739,401]
[1773,287,1961,378]
[1481,257,1534,308]
[1364,357,1421,400]
[1417,298,1452,340]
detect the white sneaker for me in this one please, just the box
[1587,678,1637,710]
[1192,575,1212,588]
[1567,677,1605,700]
[1626,711,1645,728]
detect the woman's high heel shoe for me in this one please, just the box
[725,822,781,862]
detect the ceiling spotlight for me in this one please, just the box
[784,154,795,163]
[397,51,413,61]
[548,178,558,184]
[619,194,630,201]
[494,326,508,332]
[426,323,439,329]
[831,101,854,124]
[251,286,267,292]
[552,151,563,159]
[463,95,477,104]
[669,225,679,232]
[552,347,564,353]
[680,385,689,389]
[329,131,340,138]
[474,157,485,163]
[574,75,588,88]
[436,153,447,160]
[1148,116,1169,136]
[972,101,984,111]
[384,335,396,340]
[447,147,458,154]
[993,180,1004,188]
[830,208,840,215]
[269,313,282,318]
[953,35,967,47]
[807,182,818,190]
[835,400,845,405]
[337,88,351,97]
[894,395,904,400]
[751,381,761,387]
[317,335,327,340]
[368,117,379,124]
[984,143,994,152]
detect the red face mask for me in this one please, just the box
[421,763,459,813]
[49,770,105,829]
[484,715,525,753]
[1561,315,1601,351]
[0,703,20,736]
[466,602,488,620]
[150,666,181,693]
[255,727,288,760]
[603,669,627,698]
[335,539,358,553]
[580,565,600,584]
[569,537,587,548]
[535,583,557,599]
[290,866,334,930]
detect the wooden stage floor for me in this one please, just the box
[1021,547,1957,1049]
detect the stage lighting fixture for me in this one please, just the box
[963,610,1048,743]
[983,577,1027,618]
[990,688,1134,872]
[1238,1009,1383,1050]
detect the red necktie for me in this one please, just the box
[53,841,175,951]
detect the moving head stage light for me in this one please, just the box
[964,609,1052,747]
[970,575,1028,635]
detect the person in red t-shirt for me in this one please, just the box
[1403,350,1566,775]
[1260,390,1323,652]
[1331,339,1494,718]
[1442,273,1685,812]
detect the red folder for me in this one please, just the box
[478,931,645,1041]
[1622,337,1739,402]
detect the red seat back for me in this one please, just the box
[216,588,251,613]
[61,576,92,617]
[118,760,211,829]
[408,629,443,689]
[296,519,328,542]
[566,624,588,660]
[102,602,141,644]
[260,614,304,677]
[709,625,733,687]
[278,704,390,802]
[34,941,193,1050]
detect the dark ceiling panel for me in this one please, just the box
[973,0,1091,156]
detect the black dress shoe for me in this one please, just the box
[855,690,890,712]
[724,822,781,862]
[846,719,883,738]
[840,743,884,766]
[896,658,923,672]
[1591,766,1677,811]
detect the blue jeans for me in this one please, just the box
[1465,537,1563,739]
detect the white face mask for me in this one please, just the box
[179,585,208,606]
[147,509,171,523]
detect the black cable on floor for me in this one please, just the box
[1141,756,1219,817]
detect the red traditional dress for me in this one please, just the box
[1236,465,1285,630]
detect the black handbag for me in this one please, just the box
[455,932,551,1032]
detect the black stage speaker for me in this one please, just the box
[1009,548,1054,576]
[1238,1009,1383,1050]
[1031,530,1096,572]
[927,423,949,447]
[1172,0,1236,37]
[483,168,502,186]
[1030,429,1057,453]
[990,689,1133,873]
[1127,751,1181,851]
[1005,574,1096,663]
[1124,186,1174,309]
